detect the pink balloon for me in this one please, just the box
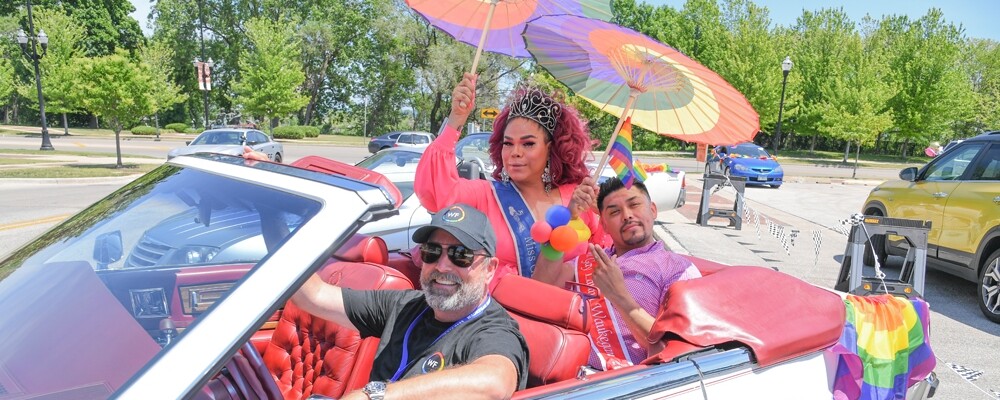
[530,221,553,243]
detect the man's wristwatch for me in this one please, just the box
[362,381,387,400]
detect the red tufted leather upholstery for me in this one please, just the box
[261,237,412,400]
[332,234,390,266]
[493,273,592,387]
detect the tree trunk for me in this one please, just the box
[155,113,161,141]
[810,134,817,155]
[429,92,443,134]
[303,55,331,126]
[842,141,851,163]
[269,117,278,134]
[853,141,861,178]
[62,113,69,135]
[1,105,7,124]
[90,114,99,129]
[113,118,123,168]
[902,138,910,161]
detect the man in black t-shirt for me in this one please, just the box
[292,203,528,400]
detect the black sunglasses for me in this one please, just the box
[420,243,484,268]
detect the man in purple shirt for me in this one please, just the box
[535,177,700,369]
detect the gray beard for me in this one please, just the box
[421,271,486,312]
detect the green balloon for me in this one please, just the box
[541,243,564,261]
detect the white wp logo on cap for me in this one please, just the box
[443,206,466,223]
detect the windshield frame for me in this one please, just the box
[114,155,395,398]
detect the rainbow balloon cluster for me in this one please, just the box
[530,205,592,260]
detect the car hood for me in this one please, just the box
[727,157,780,169]
[169,145,244,158]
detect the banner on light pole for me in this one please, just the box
[194,62,212,91]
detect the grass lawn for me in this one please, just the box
[0,157,51,165]
[0,148,156,158]
[0,163,159,178]
[2,124,371,147]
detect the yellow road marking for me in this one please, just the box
[73,142,86,148]
[0,213,73,232]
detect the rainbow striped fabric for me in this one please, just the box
[829,294,935,400]
[607,117,647,188]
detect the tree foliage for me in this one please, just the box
[14,6,85,115]
[231,16,308,132]
[75,52,154,166]
[140,40,188,117]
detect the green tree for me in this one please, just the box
[816,18,894,171]
[1,0,143,56]
[231,17,308,133]
[75,52,154,167]
[14,7,85,135]
[140,40,188,137]
[714,0,784,143]
[958,38,1000,134]
[0,56,13,110]
[877,9,973,157]
[789,8,856,151]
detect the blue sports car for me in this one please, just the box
[705,142,783,188]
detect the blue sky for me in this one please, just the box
[643,0,1000,40]
[130,1,999,41]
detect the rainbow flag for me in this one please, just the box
[607,117,647,188]
[829,295,935,400]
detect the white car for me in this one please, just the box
[167,128,284,162]
[393,131,435,149]
[0,153,936,399]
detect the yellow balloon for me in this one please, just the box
[569,218,591,241]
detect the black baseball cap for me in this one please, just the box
[412,203,497,256]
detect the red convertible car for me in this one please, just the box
[0,154,935,399]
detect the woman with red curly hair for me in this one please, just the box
[416,73,606,287]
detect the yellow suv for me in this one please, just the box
[863,131,1000,323]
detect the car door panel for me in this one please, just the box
[888,181,958,251]
[889,143,987,256]
[937,144,1000,269]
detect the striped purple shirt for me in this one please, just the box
[586,240,701,369]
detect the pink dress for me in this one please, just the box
[415,125,606,287]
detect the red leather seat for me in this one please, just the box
[492,273,592,387]
[261,236,412,400]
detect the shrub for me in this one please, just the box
[272,126,305,139]
[130,126,157,135]
[185,127,203,134]
[165,122,188,133]
[302,126,320,138]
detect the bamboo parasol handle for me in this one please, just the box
[593,91,639,180]
[470,0,499,74]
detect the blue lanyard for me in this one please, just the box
[389,297,492,382]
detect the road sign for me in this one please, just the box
[480,108,500,119]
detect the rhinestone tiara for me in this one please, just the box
[508,87,562,136]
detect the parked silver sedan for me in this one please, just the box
[167,128,284,162]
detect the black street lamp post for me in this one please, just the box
[16,0,54,151]
[772,56,793,156]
